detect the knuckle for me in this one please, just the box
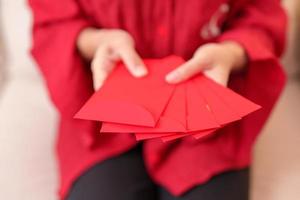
[177,67,188,78]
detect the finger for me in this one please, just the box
[91,47,117,90]
[118,44,148,77]
[165,57,208,84]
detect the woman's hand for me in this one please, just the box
[165,42,247,86]
[77,28,147,90]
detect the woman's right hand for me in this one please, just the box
[77,28,148,90]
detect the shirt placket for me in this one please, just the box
[153,0,174,57]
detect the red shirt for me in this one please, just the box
[28,0,287,199]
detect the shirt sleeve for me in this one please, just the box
[217,0,287,146]
[217,0,286,61]
[28,0,97,147]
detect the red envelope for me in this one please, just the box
[75,56,184,127]
[76,55,261,142]
[193,75,261,117]
[189,77,241,125]
[161,129,216,142]
[191,129,217,140]
[134,133,175,140]
[101,84,187,132]
[133,129,217,142]
[101,81,222,133]
[186,81,220,131]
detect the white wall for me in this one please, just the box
[0,1,58,200]
[251,1,300,200]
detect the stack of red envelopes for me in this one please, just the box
[75,56,261,142]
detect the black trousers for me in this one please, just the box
[67,143,249,200]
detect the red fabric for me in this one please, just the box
[28,0,287,199]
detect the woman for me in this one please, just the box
[28,0,287,199]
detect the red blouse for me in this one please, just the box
[28,0,287,199]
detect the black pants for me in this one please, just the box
[67,143,249,200]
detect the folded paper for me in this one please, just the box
[75,56,261,142]
[75,57,184,126]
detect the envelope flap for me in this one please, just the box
[75,56,184,126]
[75,99,156,126]
[191,76,241,125]
[199,76,261,117]
[186,82,220,131]
[100,81,188,133]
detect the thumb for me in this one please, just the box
[165,57,209,84]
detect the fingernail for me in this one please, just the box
[134,66,148,77]
[166,72,180,83]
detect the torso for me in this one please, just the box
[79,0,246,58]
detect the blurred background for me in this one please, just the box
[0,0,299,199]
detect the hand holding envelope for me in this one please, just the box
[75,56,261,142]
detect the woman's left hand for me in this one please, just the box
[165,41,247,86]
